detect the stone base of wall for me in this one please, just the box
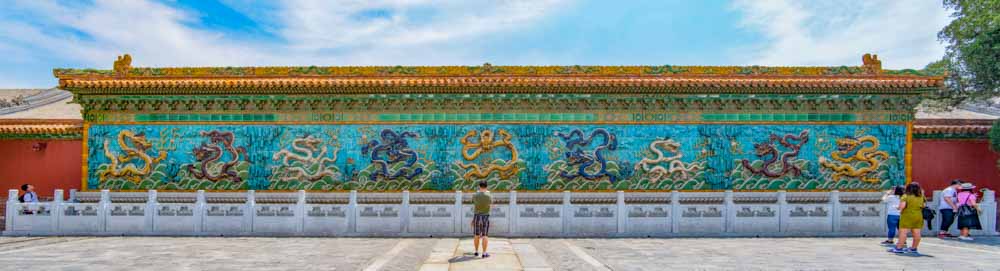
[5,189,997,237]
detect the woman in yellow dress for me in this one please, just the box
[889,182,924,254]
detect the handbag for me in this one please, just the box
[956,194,983,230]
[958,205,977,217]
[921,207,935,219]
[922,207,935,230]
[957,194,978,217]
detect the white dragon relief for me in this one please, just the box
[635,138,705,182]
[272,135,340,181]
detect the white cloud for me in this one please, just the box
[0,0,952,88]
[731,0,950,69]
[0,0,567,70]
[276,0,562,48]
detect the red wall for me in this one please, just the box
[912,139,1000,193]
[0,140,81,198]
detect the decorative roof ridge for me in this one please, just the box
[53,53,945,79]
[0,119,83,139]
[57,77,942,94]
[913,118,992,138]
[56,74,944,80]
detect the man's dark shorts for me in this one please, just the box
[473,214,490,236]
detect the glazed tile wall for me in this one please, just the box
[85,124,906,191]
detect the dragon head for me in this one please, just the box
[564,149,581,163]
[361,140,379,155]
[479,130,493,145]
[201,130,233,145]
[753,142,775,156]
[564,149,593,165]
[127,132,153,150]
[300,135,324,150]
[191,143,218,161]
[478,130,496,150]
[659,138,681,152]
[834,137,861,152]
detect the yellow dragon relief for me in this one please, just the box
[819,135,889,183]
[101,130,168,183]
[456,129,520,180]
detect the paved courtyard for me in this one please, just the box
[0,236,998,270]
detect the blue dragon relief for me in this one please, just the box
[360,129,424,181]
[553,128,619,183]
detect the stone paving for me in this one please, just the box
[0,236,997,270]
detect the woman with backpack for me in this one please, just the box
[955,182,982,241]
[889,182,924,254]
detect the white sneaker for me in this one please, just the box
[958,236,974,241]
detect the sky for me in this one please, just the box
[0,0,953,88]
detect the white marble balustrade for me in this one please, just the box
[4,189,997,237]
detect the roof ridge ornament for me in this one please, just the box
[862,53,881,75]
[113,54,132,77]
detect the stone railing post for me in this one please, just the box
[147,190,157,233]
[196,190,206,233]
[982,189,997,235]
[509,191,517,235]
[670,191,680,234]
[348,190,358,234]
[402,190,410,234]
[5,190,18,232]
[777,190,787,232]
[296,190,306,233]
[616,191,626,235]
[724,190,734,233]
[562,191,571,236]
[246,190,255,233]
[52,189,63,233]
[69,189,77,203]
[99,190,110,232]
[454,191,462,235]
[830,190,841,233]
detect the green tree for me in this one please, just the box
[991,119,1000,169]
[931,0,1000,107]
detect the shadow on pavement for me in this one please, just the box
[933,236,1000,248]
[449,255,479,263]
[892,253,934,258]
